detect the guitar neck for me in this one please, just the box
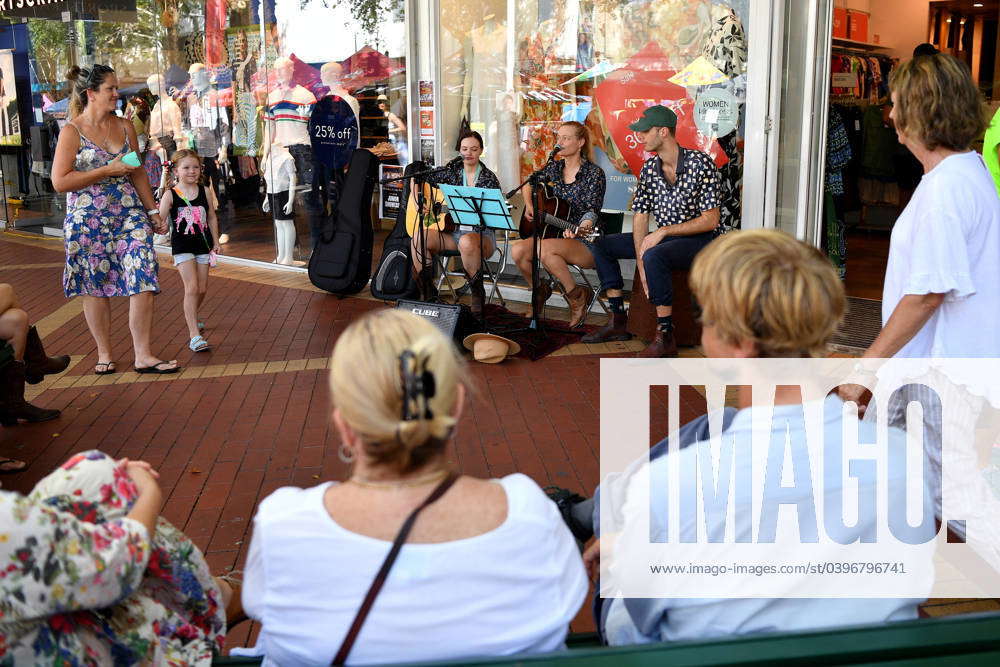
[541,212,576,232]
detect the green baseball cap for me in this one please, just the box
[629,105,678,131]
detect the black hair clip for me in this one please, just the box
[399,350,436,421]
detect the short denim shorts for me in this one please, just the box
[173,253,212,266]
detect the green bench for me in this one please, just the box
[214,611,1000,665]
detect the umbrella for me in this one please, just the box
[561,60,622,86]
[668,56,728,87]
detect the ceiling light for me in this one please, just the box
[974,3,983,7]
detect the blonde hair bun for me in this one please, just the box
[329,311,467,473]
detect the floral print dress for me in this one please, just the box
[0,451,225,665]
[63,125,160,298]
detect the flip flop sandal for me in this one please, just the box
[94,361,116,376]
[0,458,28,475]
[189,335,211,353]
[134,361,180,374]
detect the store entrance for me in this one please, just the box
[822,0,1000,301]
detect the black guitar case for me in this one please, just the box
[370,162,422,301]
[308,149,377,295]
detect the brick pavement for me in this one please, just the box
[1,231,715,649]
[5,230,995,652]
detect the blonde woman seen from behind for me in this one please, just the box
[233,309,588,666]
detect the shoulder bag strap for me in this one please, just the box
[332,472,459,665]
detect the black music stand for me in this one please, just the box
[502,166,581,349]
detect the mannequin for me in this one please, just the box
[264,57,316,175]
[266,56,319,248]
[308,75,360,249]
[261,142,300,265]
[146,73,183,195]
[319,62,359,126]
[187,63,232,243]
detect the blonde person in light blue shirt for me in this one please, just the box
[585,230,935,645]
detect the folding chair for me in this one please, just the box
[435,230,508,307]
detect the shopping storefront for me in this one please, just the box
[1,1,991,276]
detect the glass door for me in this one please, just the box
[766,0,833,244]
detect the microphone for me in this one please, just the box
[446,155,463,168]
[548,145,563,162]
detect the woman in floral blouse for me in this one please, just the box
[0,451,233,664]
[512,121,606,328]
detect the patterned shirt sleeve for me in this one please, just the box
[632,160,654,213]
[478,165,502,190]
[0,491,150,620]
[582,162,606,221]
[694,153,723,213]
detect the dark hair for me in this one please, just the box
[913,43,939,58]
[457,130,484,150]
[66,64,115,118]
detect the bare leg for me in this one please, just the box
[540,239,595,293]
[457,233,495,275]
[411,229,446,273]
[0,283,20,312]
[510,238,536,286]
[0,307,29,359]
[82,296,113,364]
[197,262,210,311]
[177,261,201,339]
[129,291,177,370]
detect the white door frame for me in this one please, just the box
[750,0,834,244]
[741,0,778,231]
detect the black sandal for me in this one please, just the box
[134,361,180,375]
[0,458,28,475]
[94,361,116,376]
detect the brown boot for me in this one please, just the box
[24,326,70,385]
[0,360,61,426]
[532,280,553,314]
[637,329,678,358]
[565,285,590,328]
[467,270,485,317]
[582,312,632,343]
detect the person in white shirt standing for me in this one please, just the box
[840,53,1000,569]
[232,309,587,666]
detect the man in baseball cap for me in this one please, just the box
[583,105,723,357]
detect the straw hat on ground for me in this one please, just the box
[463,333,521,364]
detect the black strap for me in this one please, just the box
[332,472,459,665]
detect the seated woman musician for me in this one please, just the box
[511,121,606,328]
[410,130,501,316]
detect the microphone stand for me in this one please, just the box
[501,152,580,349]
[380,161,457,303]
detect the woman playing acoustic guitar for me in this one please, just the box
[511,121,606,328]
[410,130,501,316]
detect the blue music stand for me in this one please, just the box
[437,185,516,232]
[436,184,515,333]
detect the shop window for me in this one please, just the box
[3,0,407,267]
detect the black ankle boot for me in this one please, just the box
[0,360,61,426]
[467,270,485,317]
[416,266,438,301]
[24,326,70,385]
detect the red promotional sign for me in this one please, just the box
[594,41,728,177]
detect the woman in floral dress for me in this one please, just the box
[51,64,179,376]
[0,451,229,664]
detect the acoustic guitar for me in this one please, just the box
[518,182,598,242]
[404,181,454,237]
